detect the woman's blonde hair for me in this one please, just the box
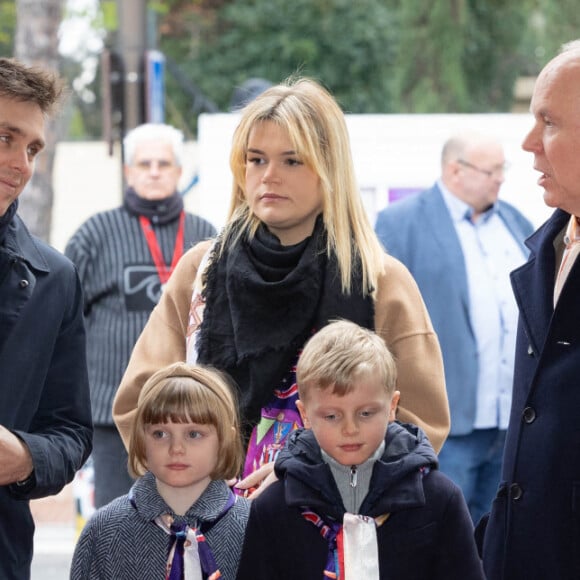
[128,362,244,479]
[296,319,397,400]
[225,76,385,294]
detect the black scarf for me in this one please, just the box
[123,187,184,224]
[196,217,374,430]
[0,200,18,246]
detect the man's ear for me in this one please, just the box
[296,399,311,428]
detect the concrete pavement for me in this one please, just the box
[30,483,77,579]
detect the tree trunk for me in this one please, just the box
[14,0,64,243]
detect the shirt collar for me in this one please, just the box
[437,179,497,224]
[564,214,580,246]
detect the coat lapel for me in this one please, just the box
[510,209,566,354]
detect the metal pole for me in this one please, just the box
[118,0,146,132]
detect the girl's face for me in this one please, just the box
[244,120,323,246]
[144,421,219,495]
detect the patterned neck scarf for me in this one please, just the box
[302,510,387,580]
[302,467,430,579]
[132,488,235,580]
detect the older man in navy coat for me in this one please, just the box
[478,40,580,580]
[375,131,533,524]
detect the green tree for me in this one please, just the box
[0,1,16,56]
[392,0,531,113]
[519,0,580,75]
[160,0,397,131]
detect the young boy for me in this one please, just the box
[236,320,484,579]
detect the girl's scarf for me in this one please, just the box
[123,187,184,224]
[195,217,374,430]
[153,490,236,580]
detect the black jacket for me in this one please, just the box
[0,214,92,580]
[237,422,484,579]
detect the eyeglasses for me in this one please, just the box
[457,159,510,178]
[134,159,176,171]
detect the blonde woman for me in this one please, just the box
[114,77,449,495]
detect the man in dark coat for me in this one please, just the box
[478,40,580,579]
[0,58,92,579]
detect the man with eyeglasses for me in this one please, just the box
[374,130,533,524]
[65,123,216,509]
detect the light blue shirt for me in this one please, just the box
[439,180,527,429]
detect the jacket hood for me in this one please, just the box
[275,421,438,519]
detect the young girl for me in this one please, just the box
[70,362,249,580]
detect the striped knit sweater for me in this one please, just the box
[64,206,216,425]
[70,473,249,580]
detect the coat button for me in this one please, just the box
[19,279,29,288]
[510,483,523,501]
[522,407,536,424]
[527,344,534,356]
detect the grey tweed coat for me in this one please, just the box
[70,472,249,579]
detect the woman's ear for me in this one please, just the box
[296,399,311,428]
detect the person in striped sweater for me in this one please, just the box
[65,123,216,508]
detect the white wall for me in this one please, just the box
[52,113,554,252]
[195,112,554,231]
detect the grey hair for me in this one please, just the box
[123,123,185,167]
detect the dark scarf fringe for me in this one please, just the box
[196,217,374,426]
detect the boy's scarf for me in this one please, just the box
[195,217,374,430]
[302,510,384,579]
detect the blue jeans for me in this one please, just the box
[437,428,506,524]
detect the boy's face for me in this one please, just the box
[296,377,400,466]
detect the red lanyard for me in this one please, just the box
[139,211,185,285]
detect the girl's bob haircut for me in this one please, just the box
[128,362,244,479]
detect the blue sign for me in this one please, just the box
[146,50,165,123]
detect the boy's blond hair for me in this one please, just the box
[128,362,244,479]
[296,320,397,400]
